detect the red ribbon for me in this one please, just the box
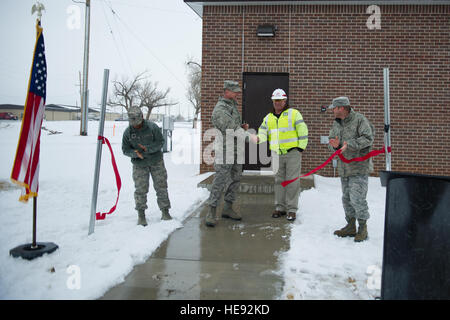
[96,136,122,220]
[281,146,392,187]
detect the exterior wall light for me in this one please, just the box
[257,24,276,37]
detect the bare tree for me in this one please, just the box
[108,71,176,120]
[186,59,201,128]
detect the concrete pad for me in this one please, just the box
[101,193,292,300]
[197,174,314,194]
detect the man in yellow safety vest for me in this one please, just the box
[251,89,308,221]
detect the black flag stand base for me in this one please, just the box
[9,197,58,260]
[10,242,58,260]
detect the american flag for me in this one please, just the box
[11,22,47,202]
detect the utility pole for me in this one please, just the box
[75,71,82,120]
[78,71,82,105]
[80,0,91,136]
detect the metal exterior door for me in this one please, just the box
[242,73,289,171]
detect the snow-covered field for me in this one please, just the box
[0,120,384,299]
[280,175,384,300]
[0,120,210,299]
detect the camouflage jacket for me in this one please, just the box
[211,97,247,164]
[122,120,164,166]
[328,109,375,177]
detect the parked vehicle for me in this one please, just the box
[0,112,18,120]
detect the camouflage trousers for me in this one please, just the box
[340,174,369,221]
[132,160,171,211]
[207,163,243,207]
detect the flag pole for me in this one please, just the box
[31,2,41,251]
[9,2,58,260]
[32,8,40,250]
[32,197,37,248]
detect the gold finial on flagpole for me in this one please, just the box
[31,1,45,22]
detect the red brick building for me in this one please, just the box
[185,0,450,177]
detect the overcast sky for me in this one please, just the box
[0,0,202,118]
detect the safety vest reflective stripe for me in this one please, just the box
[278,127,292,133]
[258,108,308,154]
[271,136,307,144]
[259,131,268,138]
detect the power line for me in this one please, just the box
[105,0,136,75]
[99,0,192,15]
[99,0,134,75]
[100,0,186,89]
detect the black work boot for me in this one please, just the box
[221,201,242,221]
[161,208,172,220]
[333,217,356,237]
[137,210,148,226]
[354,219,368,242]
[205,206,216,227]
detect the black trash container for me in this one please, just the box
[380,171,450,300]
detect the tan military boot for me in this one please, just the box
[354,219,368,242]
[137,210,148,226]
[334,217,356,237]
[221,201,242,221]
[161,208,172,221]
[205,206,216,227]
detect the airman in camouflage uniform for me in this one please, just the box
[122,106,172,226]
[327,97,374,242]
[205,80,250,227]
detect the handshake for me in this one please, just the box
[249,134,259,144]
[241,123,259,144]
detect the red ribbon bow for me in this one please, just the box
[96,136,122,220]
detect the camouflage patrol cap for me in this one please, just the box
[223,80,241,92]
[127,106,143,126]
[328,96,351,109]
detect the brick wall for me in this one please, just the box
[200,4,450,176]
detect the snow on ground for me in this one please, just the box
[0,120,385,300]
[279,175,385,300]
[0,120,210,299]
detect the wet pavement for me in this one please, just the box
[101,192,292,300]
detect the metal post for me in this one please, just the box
[80,0,91,136]
[383,68,392,171]
[88,69,110,235]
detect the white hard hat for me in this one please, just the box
[271,88,287,100]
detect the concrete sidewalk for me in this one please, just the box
[101,175,313,300]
